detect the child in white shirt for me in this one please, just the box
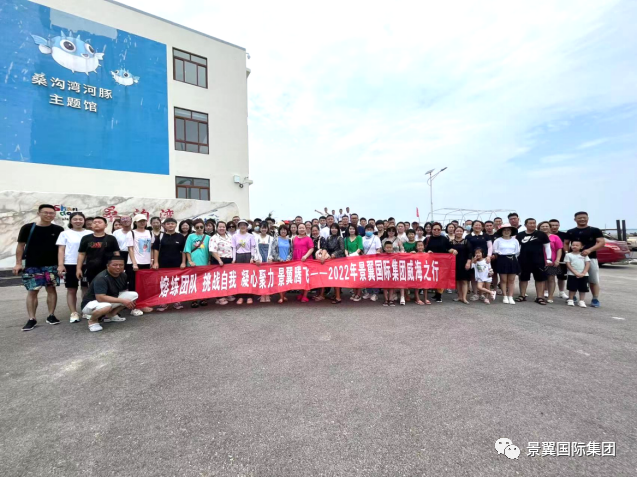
[472,249,496,304]
[564,240,591,308]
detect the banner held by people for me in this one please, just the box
[136,253,456,308]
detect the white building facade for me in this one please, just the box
[0,0,251,215]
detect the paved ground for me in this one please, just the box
[1,265,636,476]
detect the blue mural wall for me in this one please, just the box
[0,0,169,174]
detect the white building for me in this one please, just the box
[0,0,251,215]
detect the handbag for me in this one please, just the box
[21,222,37,268]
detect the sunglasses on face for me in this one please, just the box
[195,226,204,230]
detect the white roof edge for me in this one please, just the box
[103,0,246,52]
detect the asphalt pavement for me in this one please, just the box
[1,265,636,476]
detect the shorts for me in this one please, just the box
[22,266,59,291]
[84,267,103,285]
[125,263,150,292]
[588,258,600,285]
[567,275,589,293]
[63,264,86,289]
[557,263,568,281]
[520,262,547,282]
[82,291,139,315]
[546,265,560,276]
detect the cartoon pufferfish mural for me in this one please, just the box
[31,31,103,75]
[111,69,140,86]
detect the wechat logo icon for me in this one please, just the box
[495,438,520,460]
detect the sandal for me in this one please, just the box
[425,300,431,305]
[383,300,389,307]
[190,302,199,309]
[515,296,527,302]
[218,299,228,305]
[331,299,342,304]
[236,298,244,305]
[415,300,424,306]
[535,297,547,305]
[246,298,253,305]
[199,300,208,307]
[277,298,284,304]
[389,301,396,307]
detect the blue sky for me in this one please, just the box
[123,0,637,228]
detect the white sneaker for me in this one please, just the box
[508,297,515,305]
[88,323,103,332]
[400,297,406,306]
[173,302,184,310]
[490,291,497,301]
[131,308,144,316]
[370,294,378,302]
[351,295,361,302]
[503,296,510,304]
[578,301,587,308]
[544,291,549,298]
[82,313,90,320]
[362,292,371,300]
[103,315,126,323]
[567,299,574,306]
[70,312,80,323]
[469,294,479,301]
[559,291,568,299]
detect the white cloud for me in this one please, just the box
[577,138,609,149]
[121,0,637,225]
[539,154,578,164]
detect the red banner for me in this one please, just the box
[136,253,456,307]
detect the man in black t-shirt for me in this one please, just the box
[81,256,137,332]
[516,218,551,304]
[151,218,187,312]
[549,219,570,299]
[77,217,120,284]
[14,204,65,331]
[563,211,605,307]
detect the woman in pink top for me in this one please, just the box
[539,221,564,303]
[292,224,315,303]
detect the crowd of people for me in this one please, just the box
[13,204,605,332]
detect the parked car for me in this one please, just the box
[597,239,632,265]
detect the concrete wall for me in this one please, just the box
[0,0,250,216]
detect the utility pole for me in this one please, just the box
[425,167,447,222]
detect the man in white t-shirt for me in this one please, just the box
[396,222,408,243]
[320,214,335,239]
[361,225,382,301]
[112,216,133,263]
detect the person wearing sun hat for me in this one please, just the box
[126,214,154,315]
[492,223,521,305]
[232,219,257,305]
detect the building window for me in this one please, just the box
[174,108,208,154]
[176,176,210,201]
[173,48,207,88]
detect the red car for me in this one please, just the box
[597,239,632,265]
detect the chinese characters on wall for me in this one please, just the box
[32,73,112,113]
